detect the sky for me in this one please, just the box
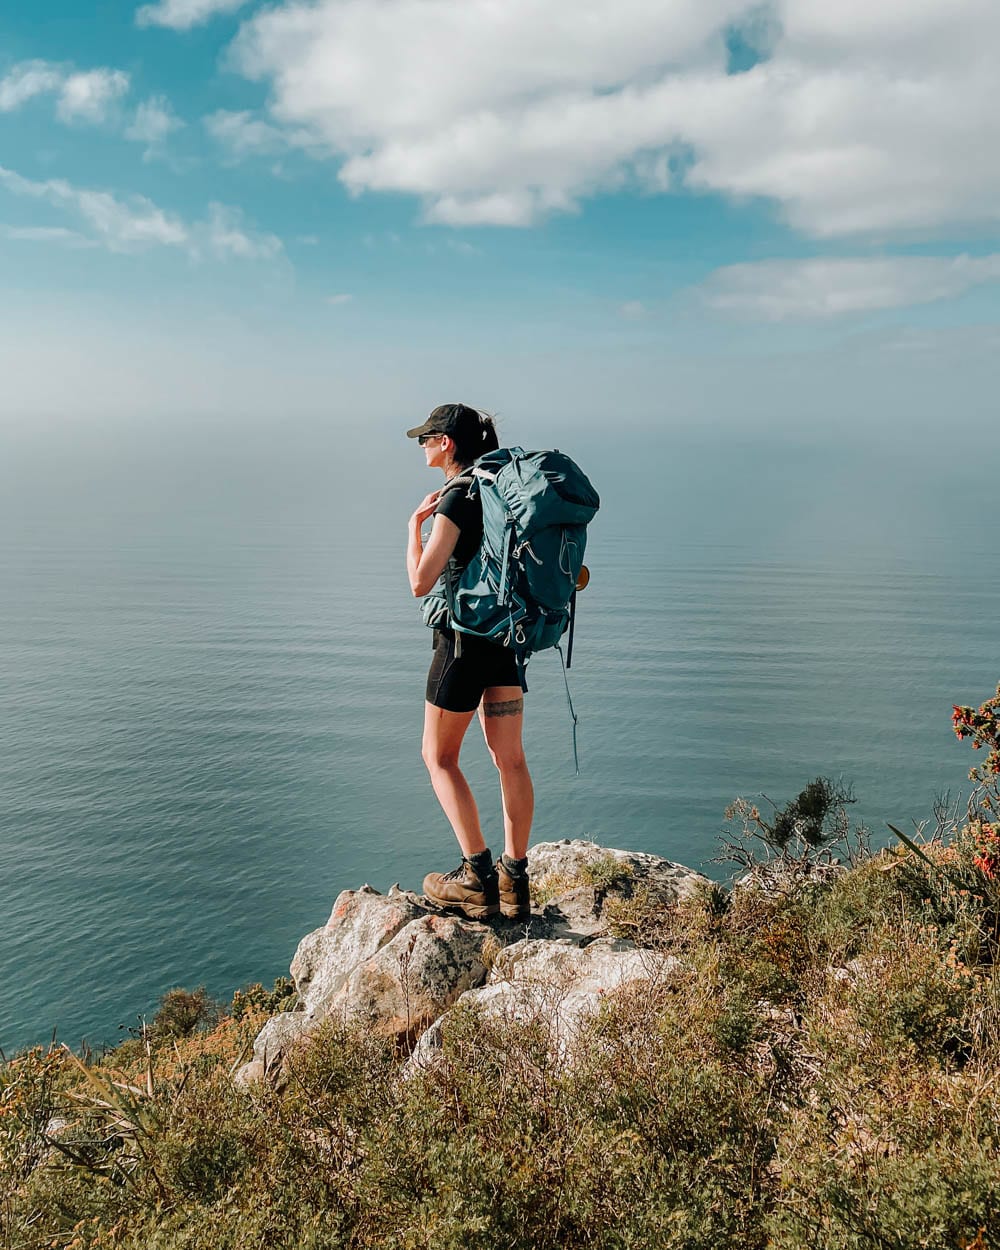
[0,0,998,439]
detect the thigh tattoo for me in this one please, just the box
[483,697,524,718]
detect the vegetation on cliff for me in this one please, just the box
[4,687,1000,1249]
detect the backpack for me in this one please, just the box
[421,446,600,688]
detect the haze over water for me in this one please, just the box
[1,421,995,1054]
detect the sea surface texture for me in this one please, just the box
[1,435,995,1052]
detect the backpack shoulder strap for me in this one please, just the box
[437,471,476,503]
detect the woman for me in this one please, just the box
[406,403,532,921]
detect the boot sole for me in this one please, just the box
[500,903,531,920]
[424,896,500,920]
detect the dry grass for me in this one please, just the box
[4,829,1000,1249]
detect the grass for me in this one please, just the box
[529,853,634,907]
[4,816,1000,1249]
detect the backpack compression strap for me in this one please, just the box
[437,472,476,658]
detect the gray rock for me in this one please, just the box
[329,912,492,1041]
[244,841,707,1079]
[530,838,713,938]
[735,859,847,899]
[232,1060,267,1089]
[290,884,428,1018]
[251,1011,313,1067]
[410,936,682,1070]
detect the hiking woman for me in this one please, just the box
[406,404,532,921]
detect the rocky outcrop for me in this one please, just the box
[331,911,492,1041]
[290,884,426,1018]
[411,937,683,1070]
[235,840,709,1084]
[533,838,712,938]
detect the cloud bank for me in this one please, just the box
[226,0,1000,234]
[0,165,281,260]
[701,255,1000,320]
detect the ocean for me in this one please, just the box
[1,423,995,1053]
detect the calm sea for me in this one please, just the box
[1,427,996,1053]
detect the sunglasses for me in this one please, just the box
[418,432,445,445]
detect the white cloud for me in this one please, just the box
[136,0,250,31]
[205,202,282,259]
[228,0,1000,235]
[0,60,131,125]
[0,60,62,111]
[204,109,288,157]
[0,165,187,252]
[1,224,94,247]
[0,164,282,260]
[325,292,352,305]
[701,254,1000,320]
[125,96,184,153]
[56,69,130,123]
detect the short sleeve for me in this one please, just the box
[434,483,483,568]
[435,485,478,531]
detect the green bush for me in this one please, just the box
[152,986,219,1040]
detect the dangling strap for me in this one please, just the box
[497,520,516,607]
[515,649,528,694]
[566,589,577,669]
[555,643,580,775]
[442,558,462,657]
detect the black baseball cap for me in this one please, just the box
[406,403,482,441]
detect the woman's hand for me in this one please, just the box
[406,506,460,597]
[410,489,441,529]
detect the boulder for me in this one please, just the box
[410,936,683,1069]
[232,1060,267,1089]
[251,1011,313,1067]
[290,884,428,1018]
[530,838,713,938]
[329,912,493,1042]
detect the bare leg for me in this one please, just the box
[421,702,486,857]
[480,685,534,860]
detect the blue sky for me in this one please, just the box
[1,0,998,434]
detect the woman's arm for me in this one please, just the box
[407,495,460,597]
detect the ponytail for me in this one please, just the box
[450,407,500,465]
[478,412,500,454]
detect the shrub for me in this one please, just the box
[720,776,866,872]
[152,986,219,1040]
[229,976,297,1022]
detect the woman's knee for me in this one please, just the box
[487,743,528,773]
[422,739,462,773]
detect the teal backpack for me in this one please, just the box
[422,446,600,691]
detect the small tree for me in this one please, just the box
[718,776,864,874]
[152,986,217,1040]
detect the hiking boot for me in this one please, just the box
[423,860,500,920]
[498,857,531,920]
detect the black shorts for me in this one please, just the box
[426,629,521,713]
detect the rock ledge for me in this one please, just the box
[236,839,710,1083]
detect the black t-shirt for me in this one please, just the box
[434,477,482,570]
